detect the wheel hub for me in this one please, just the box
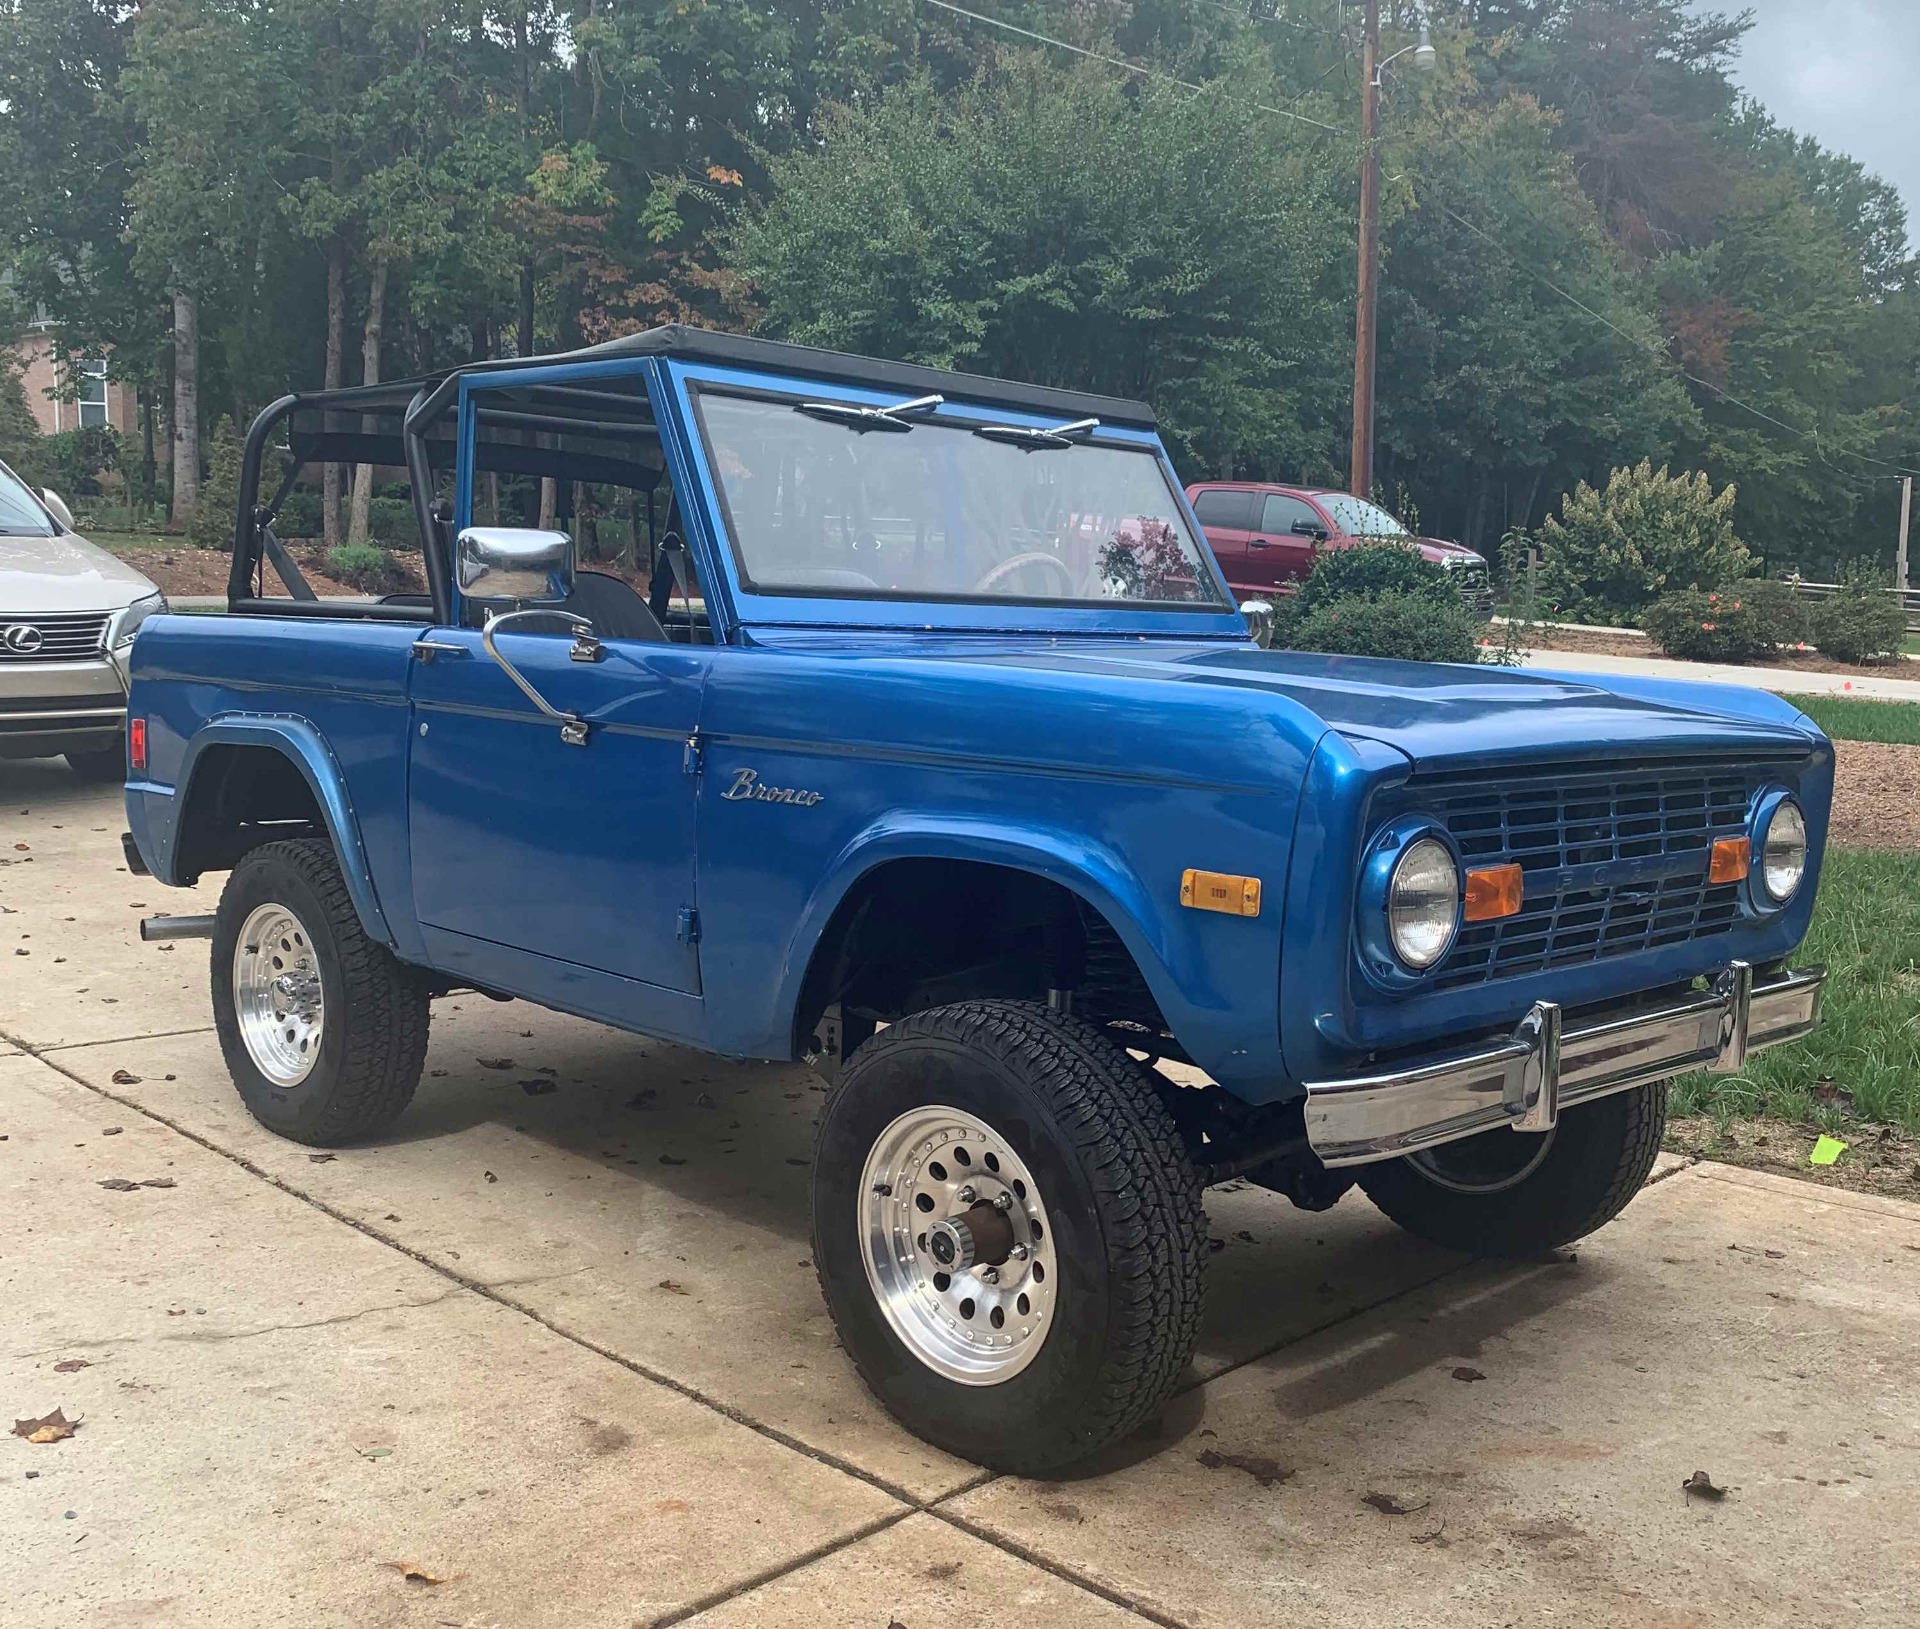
[859,1106,1057,1385]
[232,902,325,1088]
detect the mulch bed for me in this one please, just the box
[1665,1114,1920,1205]
[1830,740,1920,851]
[1525,624,1915,680]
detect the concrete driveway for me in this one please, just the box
[4,762,1917,1628]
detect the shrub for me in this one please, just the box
[366,495,417,546]
[1534,461,1750,625]
[1811,578,1908,665]
[1643,578,1808,663]
[1291,590,1480,665]
[275,489,323,538]
[1295,540,1458,614]
[325,542,405,593]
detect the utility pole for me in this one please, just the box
[1898,474,1912,592]
[1349,0,1381,500]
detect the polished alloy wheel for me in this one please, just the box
[1408,1124,1556,1194]
[858,1105,1057,1385]
[232,902,325,1087]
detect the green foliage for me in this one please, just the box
[33,426,125,501]
[1282,541,1482,664]
[1534,461,1750,624]
[1642,579,1803,663]
[364,497,417,548]
[1290,590,1481,666]
[187,417,240,549]
[324,542,403,592]
[275,490,322,538]
[1809,575,1909,665]
[1295,542,1458,615]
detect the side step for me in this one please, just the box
[140,914,216,942]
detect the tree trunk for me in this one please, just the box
[169,288,200,527]
[348,260,388,548]
[323,234,347,550]
[138,384,157,510]
[518,263,535,359]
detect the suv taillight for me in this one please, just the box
[129,716,147,773]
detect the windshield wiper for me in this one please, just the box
[794,392,944,433]
[971,416,1100,452]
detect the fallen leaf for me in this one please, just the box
[519,1078,557,1096]
[1811,1078,1855,1114]
[51,1360,91,1374]
[357,1444,394,1460]
[1681,1469,1727,1501]
[1764,1248,1786,1260]
[382,1560,446,1584]
[482,1171,498,1184]
[308,1152,336,1163]
[653,1498,691,1515]
[1196,1448,1294,1487]
[101,1127,122,1136]
[1451,1366,1486,1382]
[658,1154,686,1166]
[12,1408,77,1444]
[140,1177,176,1189]
[1362,1490,1429,1516]
[97,1177,140,1191]
[476,1057,514,1070]
[656,1279,689,1295]
[110,1069,140,1085]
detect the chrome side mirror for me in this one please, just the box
[39,488,74,532]
[1239,598,1275,648]
[456,526,574,605]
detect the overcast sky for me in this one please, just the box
[1720,0,1920,238]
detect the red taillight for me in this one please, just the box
[129,716,147,773]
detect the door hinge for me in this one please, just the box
[677,906,701,945]
[682,732,703,776]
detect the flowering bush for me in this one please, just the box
[1642,579,1805,663]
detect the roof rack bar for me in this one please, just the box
[475,407,661,440]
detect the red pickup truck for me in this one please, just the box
[1186,482,1491,608]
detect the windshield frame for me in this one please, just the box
[664,360,1248,640]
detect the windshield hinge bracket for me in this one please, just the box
[677,906,701,945]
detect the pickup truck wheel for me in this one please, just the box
[1355,1082,1667,1257]
[211,838,430,1146]
[812,1000,1205,1475]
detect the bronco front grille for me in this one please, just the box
[0,611,111,662]
[1379,759,1793,991]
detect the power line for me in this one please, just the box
[916,0,1348,133]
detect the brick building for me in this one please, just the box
[8,324,138,436]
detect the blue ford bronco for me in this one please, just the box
[121,327,1829,1473]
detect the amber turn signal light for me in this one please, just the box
[1708,835,1751,884]
[1180,868,1261,917]
[1463,862,1524,922]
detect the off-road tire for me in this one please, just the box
[1356,1082,1668,1257]
[212,838,430,1146]
[65,745,125,783]
[812,1000,1206,1475]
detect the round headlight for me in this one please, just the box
[1760,797,1807,903]
[1388,837,1460,969]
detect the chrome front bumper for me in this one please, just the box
[1304,962,1825,1168]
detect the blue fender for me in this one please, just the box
[164,716,396,948]
[763,811,1287,1087]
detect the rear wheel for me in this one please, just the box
[812,1000,1206,1475]
[1355,1082,1667,1257]
[65,745,125,783]
[211,838,429,1146]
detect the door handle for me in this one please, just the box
[480,610,594,746]
[1249,537,1271,548]
[412,638,470,660]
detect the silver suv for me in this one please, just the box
[0,457,165,780]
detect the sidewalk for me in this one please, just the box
[1518,645,1920,701]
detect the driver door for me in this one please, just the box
[406,625,709,996]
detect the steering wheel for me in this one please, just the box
[970,551,1078,597]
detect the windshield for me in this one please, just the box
[0,462,55,536]
[693,391,1226,609]
[1316,494,1406,537]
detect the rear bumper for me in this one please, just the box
[1304,962,1824,1168]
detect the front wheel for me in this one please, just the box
[1355,1082,1667,1257]
[211,838,430,1146]
[812,1001,1206,1475]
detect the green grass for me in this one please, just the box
[1673,848,1920,1132]
[1782,693,1920,745]
[74,529,181,554]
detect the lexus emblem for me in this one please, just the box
[1,624,44,655]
